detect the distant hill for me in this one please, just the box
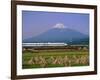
[23,27,89,45]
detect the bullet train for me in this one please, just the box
[22,42,67,47]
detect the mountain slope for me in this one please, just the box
[23,28,89,44]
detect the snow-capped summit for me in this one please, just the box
[53,23,67,29]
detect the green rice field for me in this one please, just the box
[22,50,89,69]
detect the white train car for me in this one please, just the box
[22,42,67,47]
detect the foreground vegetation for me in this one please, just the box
[22,50,89,69]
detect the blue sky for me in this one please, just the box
[22,10,89,40]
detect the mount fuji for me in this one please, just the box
[23,23,89,45]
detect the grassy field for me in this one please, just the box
[22,50,89,69]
